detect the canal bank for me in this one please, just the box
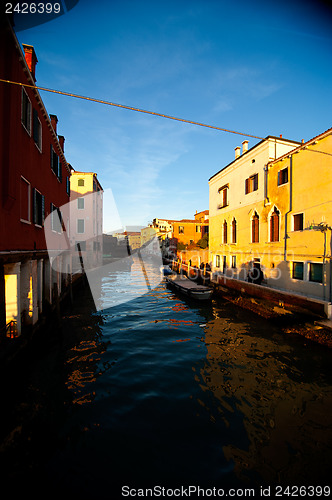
[168,261,332,348]
[0,272,87,370]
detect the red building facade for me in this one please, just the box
[0,16,72,337]
[0,19,70,252]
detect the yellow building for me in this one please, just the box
[209,130,332,311]
[209,136,300,276]
[70,170,103,271]
[266,127,332,303]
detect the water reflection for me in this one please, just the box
[199,304,332,486]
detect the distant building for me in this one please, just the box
[124,232,141,251]
[141,213,209,260]
[70,171,103,272]
[0,17,72,336]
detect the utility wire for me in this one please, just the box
[0,78,265,140]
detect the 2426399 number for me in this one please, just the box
[275,485,330,497]
[5,3,61,14]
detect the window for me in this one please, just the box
[245,173,258,194]
[51,145,57,174]
[231,218,237,243]
[33,188,44,227]
[33,108,42,151]
[216,255,220,268]
[222,256,227,272]
[77,198,85,210]
[309,263,323,283]
[178,226,184,234]
[66,177,70,196]
[292,262,304,280]
[252,212,259,243]
[232,255,236,269]
[78,179,85,187]
[270,207,280,242]
[50,203,62,232]
[50,145,62,181]
[218,184,229,209]
[293,213,304,231]
[223,220,227,244]
[277,167,288,186]
[21,88,31,134]
[77,219,85,234]
[20,177,31,223]
[196,225,201,232]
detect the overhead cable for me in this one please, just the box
[0,78,264,140]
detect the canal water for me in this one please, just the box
[0,257,331,496]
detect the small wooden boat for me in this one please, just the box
[165,274,213,300]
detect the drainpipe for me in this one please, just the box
[264,164,270,205]
[284,155,293,261]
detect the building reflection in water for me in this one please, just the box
[197,304,332,486]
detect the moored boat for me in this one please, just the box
[165,274,213,300]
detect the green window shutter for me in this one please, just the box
[50,145,53,171]
[33,109,38,143]
[293,262,303,280]
[41,195,45,224]
[33,188,37,224]
[309,263,323,283]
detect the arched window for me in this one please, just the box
[223,220,227,244]
[78,178,85,187]
[252,212,259,243]
[270,207,280,242]
[232,218,237,243]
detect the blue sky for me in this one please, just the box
[15,0,332,231]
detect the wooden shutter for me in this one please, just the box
[252,215,259,243]
[245,178,249,194]
[271,211,279,241]
[223,221,227,243]
[223,188,227,207]
[253,174,258,191]
[232,219,237,243]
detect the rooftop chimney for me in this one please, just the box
[50,114,58,134]
[235,146,241,159]
[242,140,248,154]
[280,134,282,138]
[22,44,38,81]
[58,135,65,152]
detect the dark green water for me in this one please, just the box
[0,258,331,497]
